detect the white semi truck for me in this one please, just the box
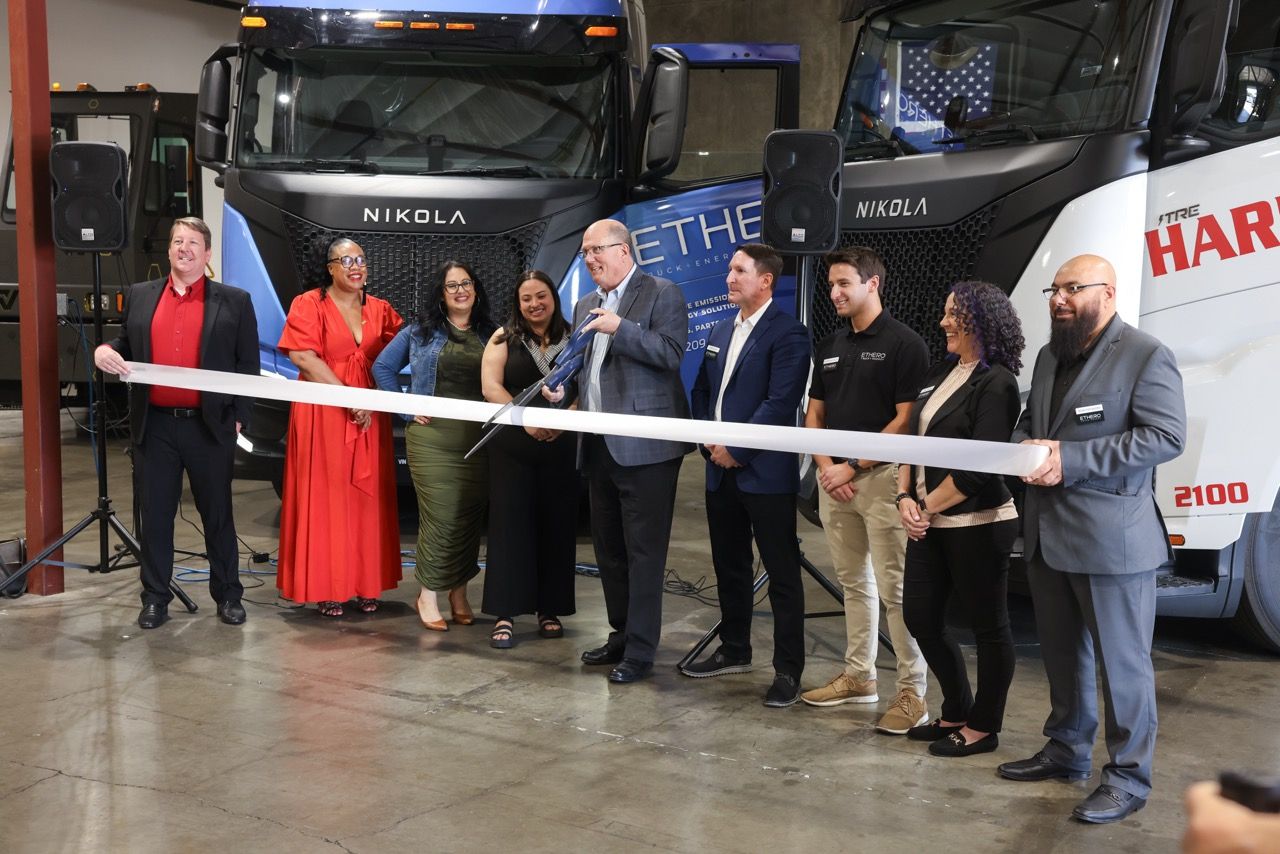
[816,0,1280,648]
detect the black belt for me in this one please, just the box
[151,406,200,419]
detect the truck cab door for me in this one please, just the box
[625,43,801,389]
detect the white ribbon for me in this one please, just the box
[124,362,1048,477]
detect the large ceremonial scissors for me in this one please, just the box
[463,315,595,460]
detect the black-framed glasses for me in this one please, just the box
[327,255,366,268]
[577,242,624,260]
[444,279,475,293]
[1042,282,1106,300]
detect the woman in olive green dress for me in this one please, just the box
[372,260,497,629]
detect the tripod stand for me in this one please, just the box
[8,252,197,613]
[678,537,893,670]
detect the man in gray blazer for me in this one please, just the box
[998,254,1186,824]
[566,218,692,683]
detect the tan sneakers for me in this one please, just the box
[799,671,879,707]
[875,688,929,735]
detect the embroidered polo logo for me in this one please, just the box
[822,356,839,372]
[861,352,887,361]
[917,385,935,398]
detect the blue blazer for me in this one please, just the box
[690,301,810,494]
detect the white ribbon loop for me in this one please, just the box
[124,362,1048,477]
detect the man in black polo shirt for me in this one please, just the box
[801,246,931,735]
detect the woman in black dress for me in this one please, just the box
[479,271,578,648]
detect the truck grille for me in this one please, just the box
[808,203,1002,361]
[281,212,548,323]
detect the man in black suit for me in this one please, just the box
[554,218,692,684]
[684,243,810,707]
[94,217,259,629]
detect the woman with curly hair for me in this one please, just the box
[372,260,497,630]
[895,280,1026,758]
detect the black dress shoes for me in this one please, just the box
[998,750,1091,782]
[608,659,653,683]
[1072,784,1146,824]
[929,731,998,757]
[138,603,169,630]
[218,600,247,625]
[908,718,964,742]
[581,643,624,666]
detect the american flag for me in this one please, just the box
[896,41,996,133]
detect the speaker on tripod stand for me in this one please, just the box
[8,141,197,613]
[50,141,129,252]
[761,130,844,256]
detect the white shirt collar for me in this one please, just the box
[596,262,638,304]
[736,297,772,331]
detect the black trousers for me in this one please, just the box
[902,519,1017,733]
[585,435,682,664]
[481,432,578,619]
[134,410,241,607]
[705,472,805,679]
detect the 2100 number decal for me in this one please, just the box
[1173,482,1249,507]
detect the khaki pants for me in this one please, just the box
[817,464,927,696]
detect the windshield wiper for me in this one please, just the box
[846,138,906,161]
[415,165,543,178]
[253,157,383,174]
[935,125,1039,148]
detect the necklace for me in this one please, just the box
[447,317,470,331]
[958,357,980,368]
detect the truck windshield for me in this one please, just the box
[836,0,1156,156]
[236,48,616,178]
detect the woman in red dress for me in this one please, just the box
[276,238,405,616]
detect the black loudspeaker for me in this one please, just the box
[50,141,129,252]
[761,130,843,255]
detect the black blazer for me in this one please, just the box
[904,360,1021,515]
[108,277,259,445]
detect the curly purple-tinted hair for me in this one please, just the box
[948,281,1025,374]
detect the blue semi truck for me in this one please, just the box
[193,0,800,484]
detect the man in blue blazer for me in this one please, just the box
[998,254,1186,824]
[565,218,693,683]
[684,244,811,707]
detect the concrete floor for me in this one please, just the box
[1,435,1276,853]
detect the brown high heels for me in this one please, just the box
[448,586,474,625]
[414,593,448,632]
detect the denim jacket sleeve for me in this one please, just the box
[372,326,414,422]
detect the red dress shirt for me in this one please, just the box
[148,275,205,407]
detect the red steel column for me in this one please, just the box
[9,0,64,594]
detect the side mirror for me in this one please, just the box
[632,47,689,186]
[195,45,237,174]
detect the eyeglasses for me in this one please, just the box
[444,279,475,293]
[1042,282,1106,300]
[577,242,624,260]
[327,255,366,268]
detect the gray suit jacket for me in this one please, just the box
[573,269,693,467]
[1012,317,1186,575]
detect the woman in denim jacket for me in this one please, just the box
[373,260,497,630]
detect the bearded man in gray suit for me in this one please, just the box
[553,218,692,684]
[998,254,1186,824]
